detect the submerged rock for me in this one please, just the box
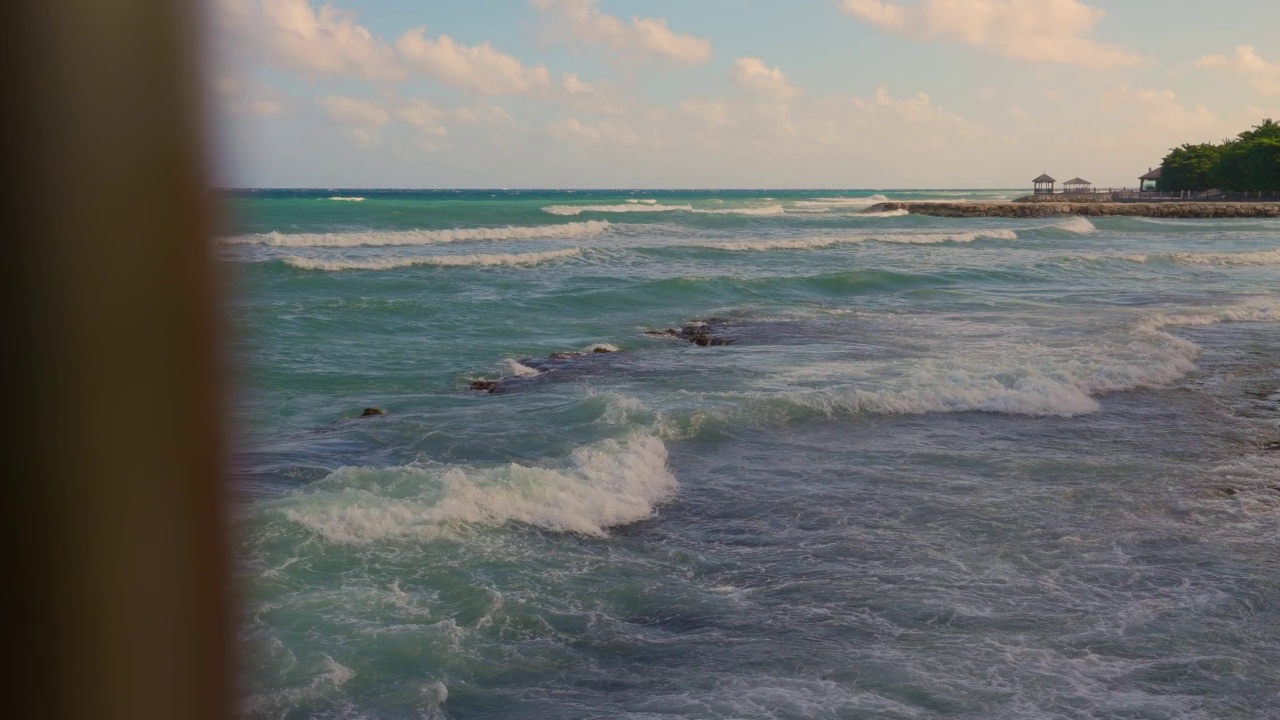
[359,407,385,417]
[645,317,736,346]
[470,345,623,394]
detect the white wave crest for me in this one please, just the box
[281,434,676,542]
[543,203,693,216]
[876,229,1018,244]
[224,220,610,247]
[691,204,787,216]
[327,196,364,202]
[857,209,910,218]
[583,342,620,353]
[746,298,1280,419]
[1053,217,1096,234]
[696,229,1017,251]
[789,195,889,212]
[503,359,541,377]
[1119,248,1280,267]
[1135,298,1280,333]
[282,248,581,271]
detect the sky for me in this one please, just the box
[210,0,1280,189]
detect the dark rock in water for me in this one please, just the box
[1216,486,1239,497]
[1262,439,1280,452]
[470,379,500,392]
[548,351,583,360]
[359,407,385,417]
[644,317,737,347]
[592,346,615,353]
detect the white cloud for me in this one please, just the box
[316,95,390,145]
[730,58,800,100]
[839,0,1141,70]
[533,0,712,66]
[1197,46,1280,96]
[396,100,447,136]
[218,0,404,81]
[547,117,643,146]
[448,104,516,128]
[396,29,551,96]
[555,72,626,115]
[1100,86,1215,134]
[217,76,289,116]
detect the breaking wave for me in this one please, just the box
[543,203,693,216]
[696,229,1017,251]
[691,204,786,216]
[704,298,1280,422]
[327,196,364,202]
[224,220,610,247]
[282,248,581,271]
[279,434,676,542]
[1118,248,1280,267]
[789,195,889,212]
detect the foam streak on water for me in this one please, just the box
[225,189,1280,720]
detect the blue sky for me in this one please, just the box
[211,0,1280,188]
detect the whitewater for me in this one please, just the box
[224,188,1280,720]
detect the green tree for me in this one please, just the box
[1216,120,1280,191]
[1157,143,1222,191]
[1156,119,1280,191]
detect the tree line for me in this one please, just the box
[1158,119,1280,192]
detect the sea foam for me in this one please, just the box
[1120,248,1280,267]
[225,220,610,247]
[282,247,581,271]
[543,203,693,216]
[281,434,676,542]
[696,229,1017,251]
[709,298,1280,422]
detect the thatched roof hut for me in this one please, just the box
[1139,167,1161,190]
[1063,177,1092,192]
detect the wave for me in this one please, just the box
[695,229,1017,251]
[327,196,364,202]
[1051,216,1096,234]
[225,220,610,247]
[279,434,676,542]
[282,248,581,271]
[1118,248,1280,267]
[1135,297,1280,332]
[750,299,1280,419]
[691,204,786,216]
[543,203,693,216]
[789,195,889,212]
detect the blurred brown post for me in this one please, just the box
[1,1,232,719]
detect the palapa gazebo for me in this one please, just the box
[1032,173,1056,195]
[1139,167,1161,191]
[1063,177,1092,193]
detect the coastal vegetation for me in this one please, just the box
[1158,119,1280,191]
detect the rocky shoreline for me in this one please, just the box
[866,201,1280,218]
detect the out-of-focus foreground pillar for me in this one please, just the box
[1,1,232,719]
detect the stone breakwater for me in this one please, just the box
[866,201,1280,218]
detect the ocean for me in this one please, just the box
[223,189,1280,719]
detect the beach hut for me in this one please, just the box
[1063,177,1092,193]
[1139,167,1161,191]
[1032,173,1056,195]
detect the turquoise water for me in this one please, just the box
[225,189,1280,719]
